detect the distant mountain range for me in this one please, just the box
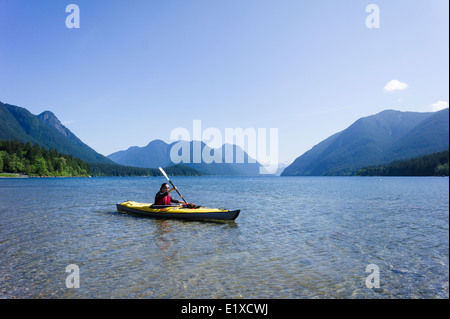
[2,100,448,177]
[282,108,449,176]
[0,100,261,175]
[0,101,113,164]
[107,140,262,175]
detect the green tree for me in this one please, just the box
[435,163,449,176]
[34,157,49,176]
[0,152,4,172]
[8,153,24,172]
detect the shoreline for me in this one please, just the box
[0,173,91,178]
[0,173,28,178]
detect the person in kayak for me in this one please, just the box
[154,183,183,205]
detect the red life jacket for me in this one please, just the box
[156,193,171,205]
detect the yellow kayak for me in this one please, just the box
[116,201,240,221]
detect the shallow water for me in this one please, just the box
[0,176,448,298]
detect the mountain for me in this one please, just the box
[390,109,450,159]
[108,140,262,175]
[282,108,449,176]
[108,139,173,168]
[0,101,113,164]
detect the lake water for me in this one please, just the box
[0,176,448,299]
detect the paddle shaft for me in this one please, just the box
[159,167,187,204]
[168,180,187,204]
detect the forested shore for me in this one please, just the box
[0,139,204,177]
[0,139,90,177]
[357,150,449,176]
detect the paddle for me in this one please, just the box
[159,167,188,204]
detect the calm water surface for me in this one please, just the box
[0,176,448,298]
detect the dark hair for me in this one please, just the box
[160,183,169,190]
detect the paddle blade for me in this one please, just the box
[159,167,170,181]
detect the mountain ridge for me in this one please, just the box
[3,100,448,177]
[108,140,262,175]
[0,101,113,164]
[282,108,449,176]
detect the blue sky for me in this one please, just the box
[0,0,448,163]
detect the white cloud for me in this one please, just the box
[384,79,408,92]
[429,100,449,112]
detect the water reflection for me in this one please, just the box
[153,220,178,261]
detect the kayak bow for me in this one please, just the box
[116,201,240,221]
